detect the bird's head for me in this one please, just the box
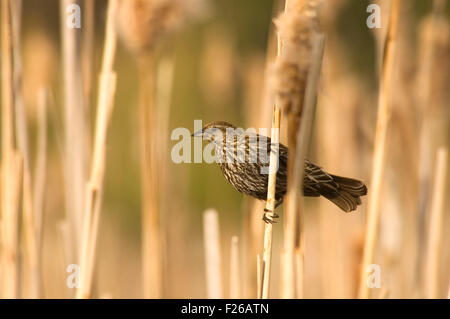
[191,121,236,142]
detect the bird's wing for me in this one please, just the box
[303,159,339,197]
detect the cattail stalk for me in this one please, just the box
[60,0,86,263]
[33,88,48,294]
[139,53,163,298]
[155,57,175,205]
[58,220,73,298]
[415,2,449,297]
[116,0,203,299]
[1,153,23,298]
[261,106,281,299]
[229,236,240,298]
[256,254,262,298]
[76,0,118,299]
[358,0,401,299]
[416,0,449,201]
[273,0,320,298]
[286,34,324,298]
[1,0,13,156]
[417,0,447,111]
[294,244,304,298]
[425,148,448,298]
[1,0,20,298]
[278,0,298,298]
[82,0,95,165]
[258,0,299,300]
[116,0,175,299]
[82,0,95,114]
[154,56,175,284]
[203,209,223,298]
[10,0,40,298]
[243,0,282,299]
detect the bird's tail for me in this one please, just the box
[325,175,367,212]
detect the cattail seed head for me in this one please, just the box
[272,0,320,114]
[116,0,180,54]
[116,0,209,55]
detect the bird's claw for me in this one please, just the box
[263,208,278,224]
[264,208,279,218]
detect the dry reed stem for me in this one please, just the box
[414,0,448,298]
[82,0,95,114]
[60,0,87,262]
[417,0,449,147]
[256,254,262,298]
[416,0,449,179]
[278,0,299,298]
[1,0,14,171]
[274,0,320,298]
[294,245,304,299]
[32,88,48,298]
[137,55,175,300]
[282,34,325,298]
[76,0,118,299]
[154,56,175,285]
[33,88,48,278]
[425,148,448,298]
[139,53,163,298]
[1,153,23,298]
[121,1,172,295]
[243,0,283,299]
[57,220,72,297]
[20,156,39,298]
[1,0,20,298]
[155,57,175,197]
[243,201,264,298]
[261,106,281,299]
[82,0,95,165]
[358,0,401,299]
[259,1,286,300]
[416,0,448,115]
[229,236,240,298]
[11,0,25,162]
[11,0,40,298]
[203,209,223,298]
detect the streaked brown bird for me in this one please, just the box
[193,121,367,223]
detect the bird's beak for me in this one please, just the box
[191,129,203,138]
